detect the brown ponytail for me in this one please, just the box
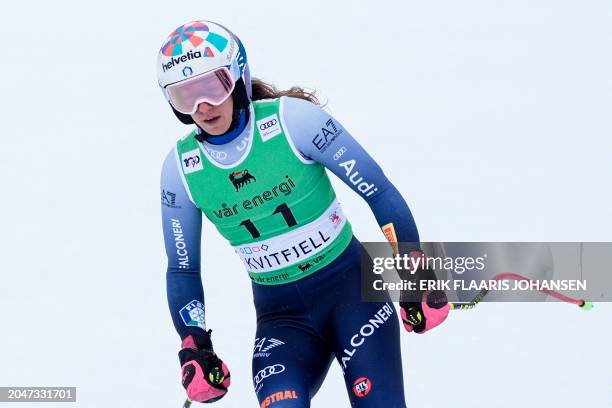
[251,78,321,106]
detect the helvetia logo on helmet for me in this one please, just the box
[162,50,202,72]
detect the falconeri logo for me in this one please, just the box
[160,21,229,71]
[170,218,190,268]
[342,303,394,369]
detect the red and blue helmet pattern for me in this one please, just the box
[161,21,229,58]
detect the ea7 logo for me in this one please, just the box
[161,189,180,208]
[256,114,282,141]
[253,337,285,358]
[181,149,203,174]
[312,118,343,152]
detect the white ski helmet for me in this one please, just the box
[157,20,251,123]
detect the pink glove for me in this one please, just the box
[400,290,450,334]
[179,331,231,403]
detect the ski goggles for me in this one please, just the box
[164,67,235,115]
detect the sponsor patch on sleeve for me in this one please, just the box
[179,300,206,330]
[352,377,372,398]
[381,223,399,255]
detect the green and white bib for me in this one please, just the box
[175,98,353,284]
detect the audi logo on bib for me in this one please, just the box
[256,114,282,141]
[259,118,278,130]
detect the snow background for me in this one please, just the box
[0,0,610,406]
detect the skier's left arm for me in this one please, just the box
[281,96,419,244]
[282,97,449,334]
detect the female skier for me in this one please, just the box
[159,20,450,407]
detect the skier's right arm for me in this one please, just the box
[162,150,232,403]
[161,149,206,339]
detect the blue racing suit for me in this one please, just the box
[161,97,419,407]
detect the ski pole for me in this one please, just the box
[448,272,593,311]
[182,398,192,408]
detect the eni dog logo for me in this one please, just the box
[229,169,256,191]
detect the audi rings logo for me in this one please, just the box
[256,114,282,141]
[333,146,347,160]
[204,146,227,160]
[253,364,285,386]
[259,118,278,131]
